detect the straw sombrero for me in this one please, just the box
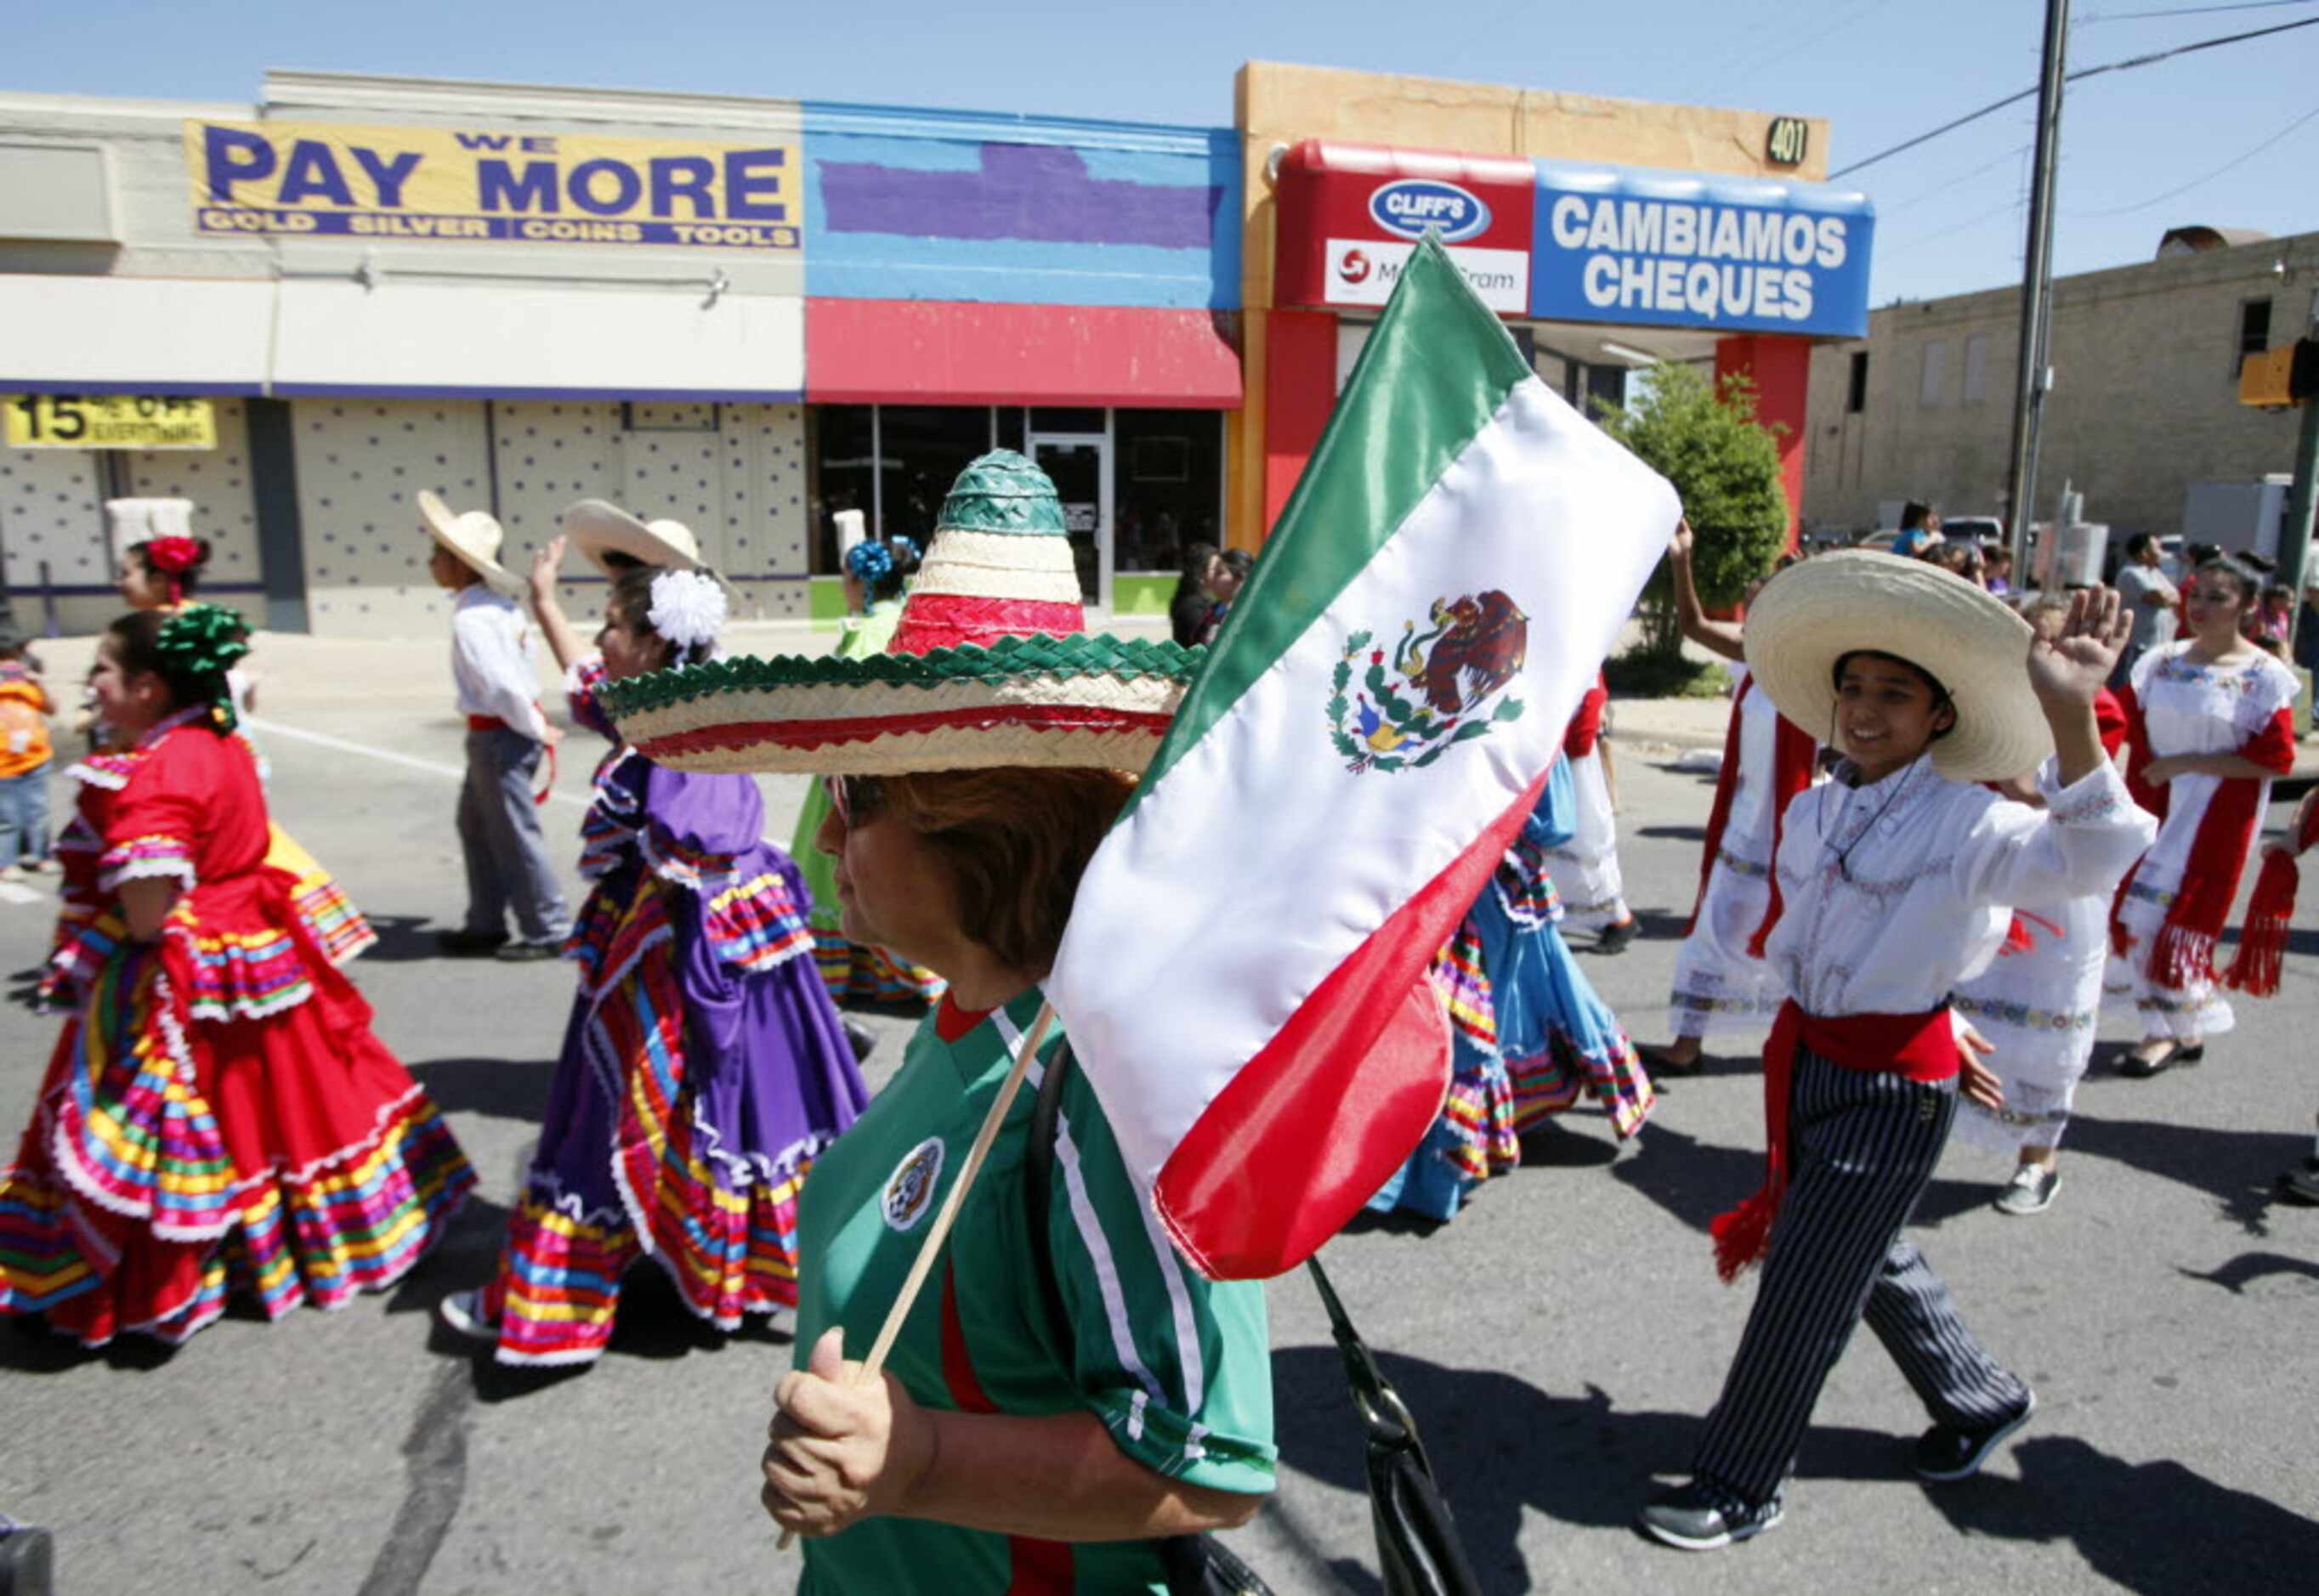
[562,500,705,574]
[1743,550,2049,782]
[598,450,1201,775]
[417,490,520,593]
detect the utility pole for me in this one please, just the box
[2004,0,2071,582]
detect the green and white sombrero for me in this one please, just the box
[598,450,1203,775]
[1744,549,2049,782]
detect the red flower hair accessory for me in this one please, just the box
[143,535,204,574]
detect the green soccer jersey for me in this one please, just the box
[791,988,1275,1594]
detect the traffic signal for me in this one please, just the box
[2240,337,2319,408]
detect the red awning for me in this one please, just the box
[805,300,1242,408]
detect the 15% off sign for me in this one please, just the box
[6,395,218,450]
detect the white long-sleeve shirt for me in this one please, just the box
[450,585,548,742]
[1766,754,2155,1019]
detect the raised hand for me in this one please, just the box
[528,535,568,606]
[2026,586,2127,708]
[1668,518,1695,564]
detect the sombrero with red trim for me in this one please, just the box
[598,450,1202,775]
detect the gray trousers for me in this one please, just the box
[456,727,568,944]
[1692,1050,2029,1505]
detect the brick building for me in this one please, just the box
[1803,226,2319,541]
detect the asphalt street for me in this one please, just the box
[2,686,2316,1595]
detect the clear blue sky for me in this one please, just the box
[9,0,2316,309]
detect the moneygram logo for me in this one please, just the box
[1338,247,1372,283]
[1368,178,1491,244]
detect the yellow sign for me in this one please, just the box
[184,120,802,252]
[6,395,218,450]
[2241,345,2298,409]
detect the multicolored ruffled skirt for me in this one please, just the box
[1,937,473,1347]
[477,860,869,1366]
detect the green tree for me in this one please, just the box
[1594,361,1789,662]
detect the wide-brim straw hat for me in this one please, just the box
[1743,550,2049,782]
[563,500,705,574]
[417,490,520,594]
[598,450,1200,775]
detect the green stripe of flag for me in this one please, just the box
[1120,236,1536,819]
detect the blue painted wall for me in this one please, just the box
[800,102,1239,309]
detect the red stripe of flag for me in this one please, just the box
[1154,771,1551,1279]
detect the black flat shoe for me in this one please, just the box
[2119,1041,2200,1078]
[1636,1043,1704,1075]
[1595,917,1639,954]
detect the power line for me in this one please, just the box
[1885,141,2035,212]
[2067,101,2319,213]
[1829,13,2319,178]
[2082,0,2319,24]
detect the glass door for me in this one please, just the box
[1027,430,1111,611]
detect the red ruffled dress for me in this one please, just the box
[0,708,476,1347]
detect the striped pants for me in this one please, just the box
[1692,1050,2029,1505]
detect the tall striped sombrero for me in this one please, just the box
[598,450,1203,775]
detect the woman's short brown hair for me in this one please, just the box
[878,766,1137,974]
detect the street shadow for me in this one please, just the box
[1635,823,1709,843]
[1337,1206,1449,1240]
[1271,1348,1912,1594]
[405,1055,557,1126]
[2176,1249,2319,1295]
[1606,1122,1762,1233]
[0,1315,182,1375]
[2046,1106,2305,1237]
[1517,1118,1619,1169]
[389,1194,794,1401]
[358,914,468,964]
[1928,1435,2319,1594]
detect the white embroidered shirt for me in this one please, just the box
[1766,753,2155,1019]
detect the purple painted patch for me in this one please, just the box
[819,143,1216,249]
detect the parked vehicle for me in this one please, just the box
[2182,476,2294,566]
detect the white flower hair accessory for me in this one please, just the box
[647,568,727,653]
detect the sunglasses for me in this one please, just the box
[824,773,884,825]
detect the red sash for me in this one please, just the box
[2111,679,2295,987]
[1685,674,1816,957]
[1709,1000,1959,1282]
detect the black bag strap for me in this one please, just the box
[1023,1033,1075,1361]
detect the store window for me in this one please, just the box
[2238,297,2273,367]
[879,405,994,552]
[1961,333,1989,406]
[807,405,874,574]
[1919,340,1948,409]
[807,405,1225,599]
[1846,350,1869,414]
[1114,410,1224,574]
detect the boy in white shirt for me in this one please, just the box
[1639,556,2156,1552]
[418,491,569,959]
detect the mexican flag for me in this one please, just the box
[1046,236,1680,1280]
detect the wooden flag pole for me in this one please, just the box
[776,998,1059,1551]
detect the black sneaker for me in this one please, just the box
[1596,917,1639,955]
[2276,1157,2319,1206]
[1916,1389,2036,1482]
[493,940,563,963]
[1636,1480,1783,1551]
[436,928,508,957]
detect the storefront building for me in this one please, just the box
[0,64,1869,637]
